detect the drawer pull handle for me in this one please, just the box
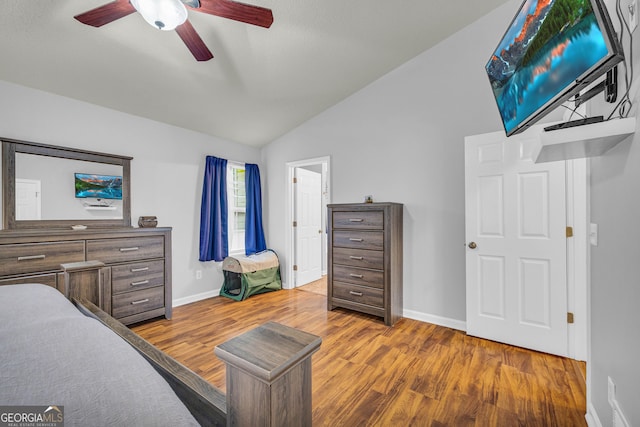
[349,291,364,296]
[130,267,149,272]
[349,238,363,242]
[131,298,150,305]
[17,254,46,261]
[349,218,364,222]
[131,280,150,287]
[349,256,364,260]
[350,273,364,278]
[120,247,140,252]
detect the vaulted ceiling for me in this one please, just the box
[0,0,511,146]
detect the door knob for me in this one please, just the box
[468,242,477,249]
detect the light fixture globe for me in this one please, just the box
[130,0,188,31]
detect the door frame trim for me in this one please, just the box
[285,156,331,289]
[566,158,589,361]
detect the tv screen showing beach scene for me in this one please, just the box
[74,173,123,200]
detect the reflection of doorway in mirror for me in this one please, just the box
[16,179,41,220]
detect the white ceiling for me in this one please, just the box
[0,0,511,147]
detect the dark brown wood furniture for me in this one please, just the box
[62,260,108,311]
[0,227,172,324]
[2,285,321,427]
[78,298,321,426]
[327,202,403,326]
[1,137,171,325]
[215,321,322,427]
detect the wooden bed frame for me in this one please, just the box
[74,298,321,427]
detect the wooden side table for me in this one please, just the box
[215,321,322,427]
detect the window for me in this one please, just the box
[227,163,246,254]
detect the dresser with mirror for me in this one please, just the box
[0,138,172,325]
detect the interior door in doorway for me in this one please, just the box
[465,130,568,357]
[294,167,322,286]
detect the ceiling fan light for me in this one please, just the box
[130,0,188,31]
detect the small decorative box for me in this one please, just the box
[138,216,158,228]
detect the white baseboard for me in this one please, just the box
[403,308,466,331]
[172,288,221,307]
[612,398,631,427]
[586,402,603,427]
[586,392,631,427]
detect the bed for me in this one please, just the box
[0,283,321,427]
[0,283,224,426]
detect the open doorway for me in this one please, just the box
[285,157,330,289]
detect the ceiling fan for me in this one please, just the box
[74,0,274,61]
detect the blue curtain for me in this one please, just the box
[245,163,267,255]
[199,156,228,261]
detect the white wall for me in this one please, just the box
[587,0,640,424]
[589,136,640,427]
[0,80,261,301]
[262,0,524,325]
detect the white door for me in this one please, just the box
[465,130,568,357]
[16,179,42,220]
[294,168,322,286]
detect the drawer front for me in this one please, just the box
[333,282,383,308]
[86,236,164,264]
[112,286,164,319]
[0,273,58,289]
[111,260,165,294]
[333,265,383,288]
[333,247,384,270]
[0,241,85,276]
[333,231,383,251]
[332,211,383,229]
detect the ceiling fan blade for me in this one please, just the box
[195,0,273,28]
[74,0,136,27]
[176,20,214,61]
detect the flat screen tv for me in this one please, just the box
[74,173,123,200]
[486,0,624,136]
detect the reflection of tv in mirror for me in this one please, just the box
[486,0,624,136]
[74,173,123,200]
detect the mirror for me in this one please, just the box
[2,138,132,230]
[16,153,124,221]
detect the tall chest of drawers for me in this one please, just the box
[0,227,172,325]
[327,203,403,326]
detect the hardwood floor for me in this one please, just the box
[132,288,586,426]
[297,275,328,296]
